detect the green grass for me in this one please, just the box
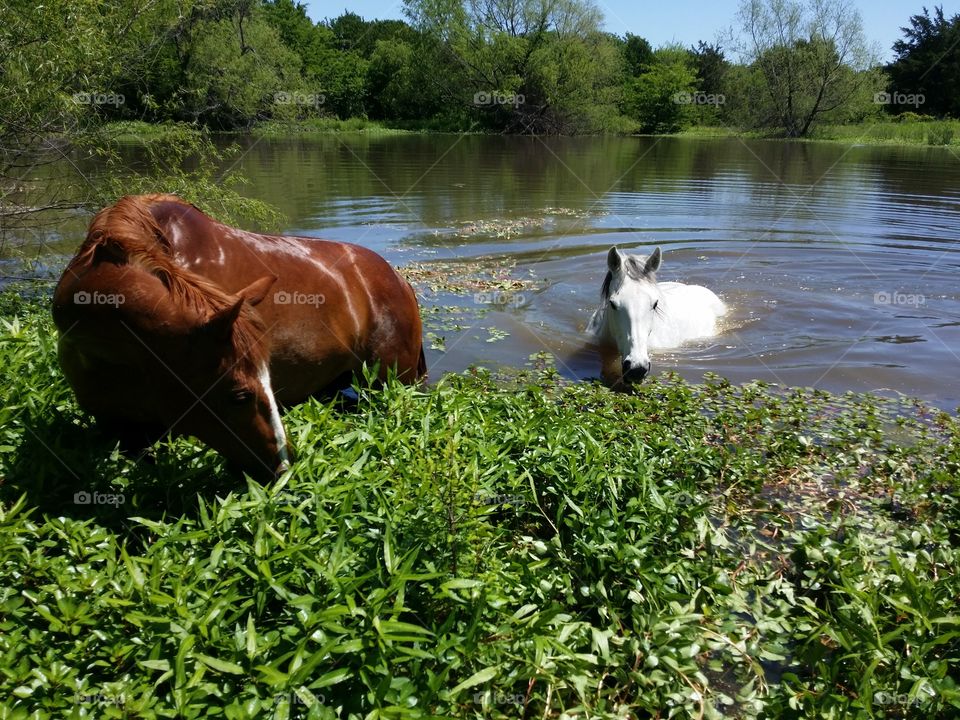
[678,118,960,146]
[673,126,745,139]
[812,117,960,146]
[99,121,201,141]
[2,295,959,718]
[251,118,415,137]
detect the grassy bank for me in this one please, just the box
[812,118,959,146]
[1,295,959,718]
[678,119,960,147]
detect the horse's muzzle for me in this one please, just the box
[622,359,650,383]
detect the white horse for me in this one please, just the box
[586,246,726,386]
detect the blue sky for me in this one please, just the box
[304,1,960,61]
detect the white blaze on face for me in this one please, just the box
[257,363,289,467]
[608,276,659,369]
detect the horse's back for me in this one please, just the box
[157,205,424,394]
[652,282,726,348]
[145,197,425,398]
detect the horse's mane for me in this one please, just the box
[67,194,268,365]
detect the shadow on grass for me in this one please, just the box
[0,410,244,535]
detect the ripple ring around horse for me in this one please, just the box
[586,246,727,388]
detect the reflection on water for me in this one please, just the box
[9,134,960,408]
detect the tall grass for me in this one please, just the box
[1,296,959,718]
[813,117,960,146]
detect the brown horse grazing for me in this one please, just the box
[52,194,425,478]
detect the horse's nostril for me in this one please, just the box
[622,362,649,383]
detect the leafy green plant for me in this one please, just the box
[1,297,958,718]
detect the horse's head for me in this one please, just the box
[596,246,663,384]
[53,195,295,480]
[56,267,291,479]
[173,275,293,479]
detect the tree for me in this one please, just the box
[887,6,960,118]
[0,0,280,244]
[736,0,881,136]
[623,46,698,133]
[403,0,624,134]
[691,41,728,96]
[182,8,302,128]
[623,34,654,76]
[1,0,126,234]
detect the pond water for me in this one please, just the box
[11,134,960,408]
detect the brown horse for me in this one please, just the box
[52,194,425,478]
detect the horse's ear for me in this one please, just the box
[235,275,277,307]
[607,246,622,272]
[201,276,276,341]
[644,247,662,275]
[203,298,244,341]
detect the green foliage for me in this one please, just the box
[691,41,728,97]
[810,118,960,146]
[2,298,960,717]
[181,10,303,128]
[622,34,654,77]
[5,0,938,143]
[90,123,284,230]
[624,46,698,134]
[404,0,626,134]
[0,0,287,237]
[734,0,884,137]
[887,6,960,119]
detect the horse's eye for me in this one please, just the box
[653,300,659,310]
[230,390,255,405]
[609,299,619,310]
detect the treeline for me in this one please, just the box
[2,0,959,148]
[63,0,959,137]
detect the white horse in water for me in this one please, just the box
[586,246,726,387]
